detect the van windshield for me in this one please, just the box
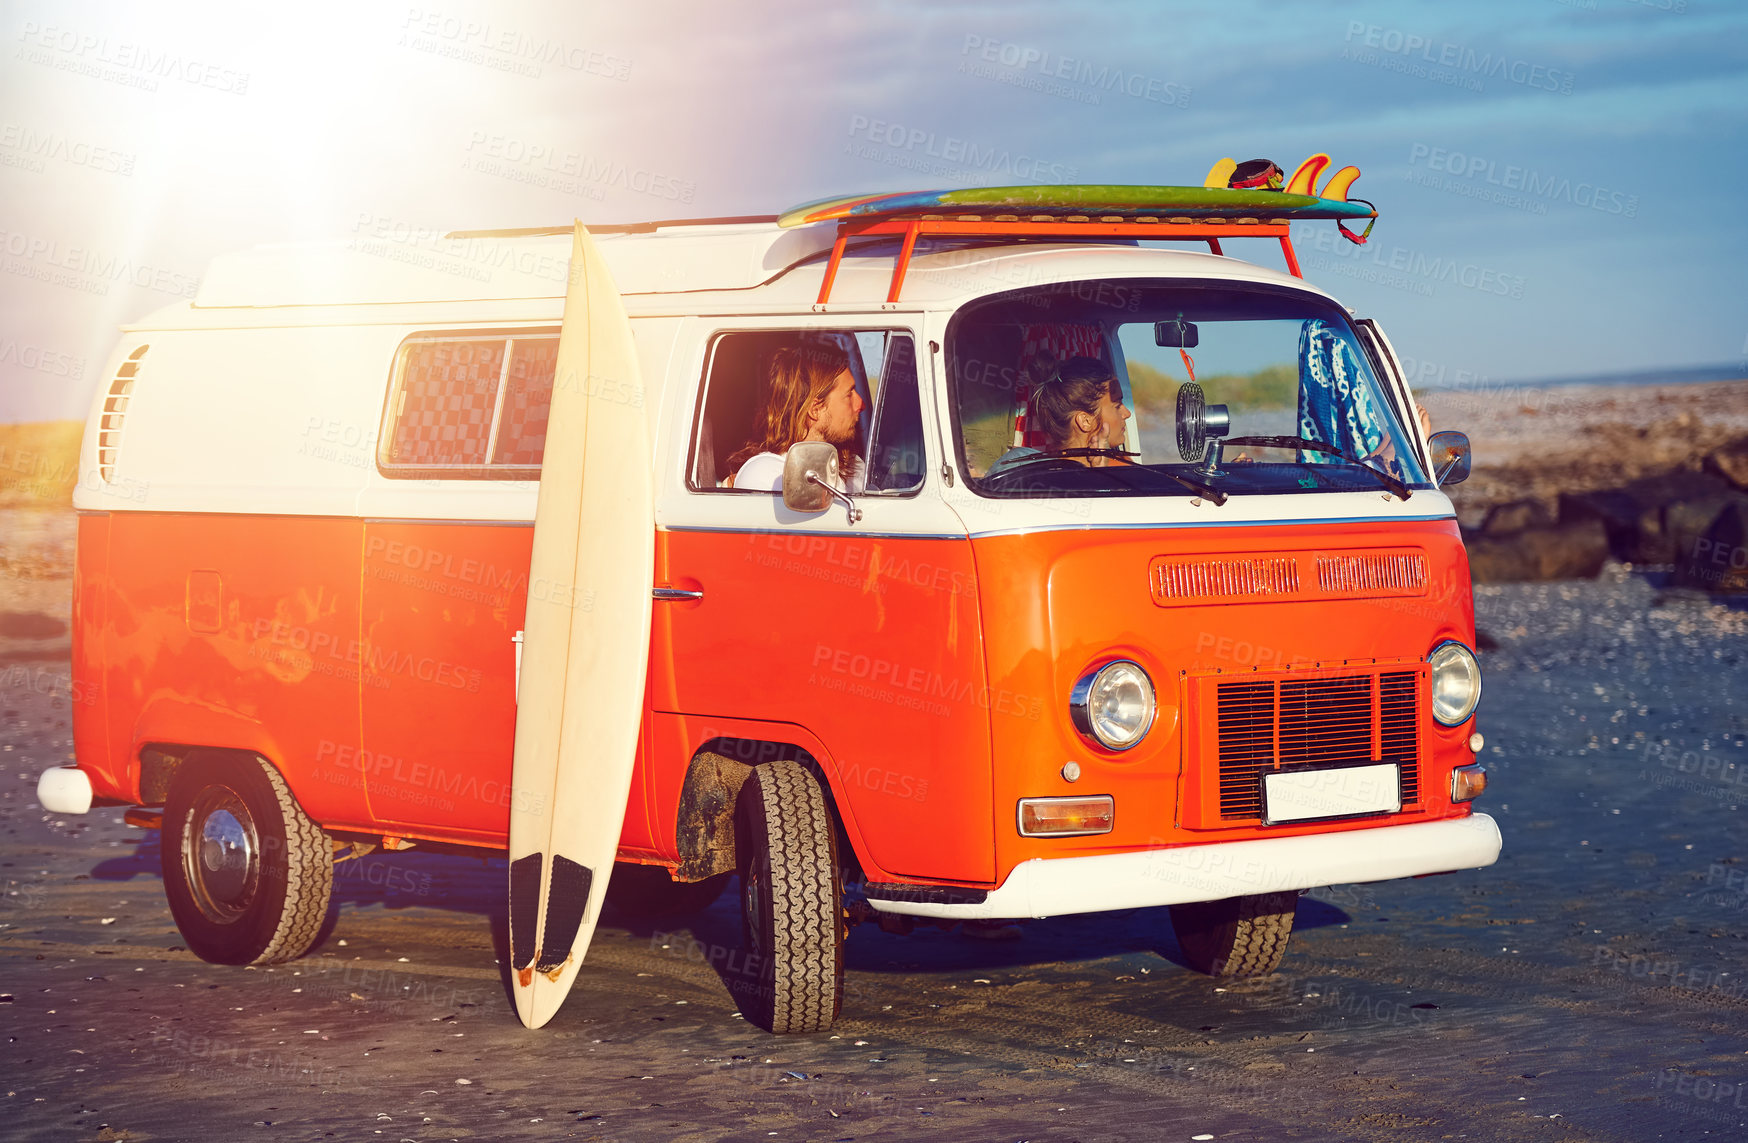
[948,279,1428,499]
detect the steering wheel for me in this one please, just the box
[982,455,1085,483]
[982,455,1134,493]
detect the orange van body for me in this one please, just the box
[70,508,1478,892]
[52,218,1497,933]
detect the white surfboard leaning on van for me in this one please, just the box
[507,224,655,1028]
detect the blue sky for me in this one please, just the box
[2,0,1744,421]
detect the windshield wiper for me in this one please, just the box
[1001,448,1228,505]
[1221,435,1413,501]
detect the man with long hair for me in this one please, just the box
[729,342,866,492]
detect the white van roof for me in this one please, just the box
[156,217,1332,325]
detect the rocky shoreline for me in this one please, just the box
[1420,379,1748,587]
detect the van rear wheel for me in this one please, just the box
[1170,891,1298,978]
[734,761,844,1034]
[161,752,333,965]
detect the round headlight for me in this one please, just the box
[1427,640,1482,726]
[1070,660,1156,751]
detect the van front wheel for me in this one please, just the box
[162,752,333,965]
[1169,891,1298,978]
[734,761,844,1034]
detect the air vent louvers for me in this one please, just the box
[97,344,148,483]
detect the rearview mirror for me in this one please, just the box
[1154,319,1199,348]
[782,441,839,512]
[782,441,862,523]
[1427,430,1471,487]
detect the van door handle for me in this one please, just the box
[653,587,703,602]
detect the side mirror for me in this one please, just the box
[1155,319,1199,348]
[1427,430,1471,487]
[782,441,861,523]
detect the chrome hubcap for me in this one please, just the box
[200,809,253,903]
[184,788,260,923]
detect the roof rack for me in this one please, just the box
[444,215,779,240]
[815,216,1303,304]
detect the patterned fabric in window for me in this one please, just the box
[493,338,558,466]
[391,340,505,465]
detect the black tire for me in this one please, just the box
[604,862,729,918]
[161,752,333,965]
[1170,891,1298,978]
[734,760,844,1034]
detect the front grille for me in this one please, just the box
[1152,556,1298,602]
[1213,668,1422,820]
[1316,552,1426,594]
[1150,549,1429,608]
[1379,671,1420,804]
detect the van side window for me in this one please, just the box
[688,329,926,495]
[381,331,558,477]
[860,332,926,493]
[491,337,557,466]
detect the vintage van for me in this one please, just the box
[38,204,1499,1033]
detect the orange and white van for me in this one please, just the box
[38,205,1497,1031]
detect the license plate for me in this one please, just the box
[1263,762,1401,825]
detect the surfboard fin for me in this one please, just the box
[1319,165,1361,202]
[1285,154,1330,197]
[1203,157,1237,188]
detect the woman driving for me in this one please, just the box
[987,355,1134,476]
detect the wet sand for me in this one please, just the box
[4,519,1747,1141]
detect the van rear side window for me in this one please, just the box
[380,331,558,478]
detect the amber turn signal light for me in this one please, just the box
[1451,763,1487,804]
[1018,795,1115,837]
